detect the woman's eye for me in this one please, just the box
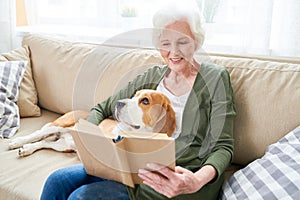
[161,43,170,46]
[179,41,188,45]
[141,98,150,105]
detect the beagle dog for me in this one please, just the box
[9,89,176,157]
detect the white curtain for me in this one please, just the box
[0,0,16,52]
[202,0,300,57]
[22,0,300,58]
[202,0,275,55]
[270,0,300,57]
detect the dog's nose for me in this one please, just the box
[116,101,126,110]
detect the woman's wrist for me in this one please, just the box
[194,165,218,187]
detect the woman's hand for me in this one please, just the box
[138,163,217,198]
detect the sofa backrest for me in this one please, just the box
[209,56,300,164]
[22,34,300,166]
[22,34,164,113]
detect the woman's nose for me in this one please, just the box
[170,44,180,55]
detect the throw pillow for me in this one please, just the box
[220,125,300,199]
[0,55,6,61]
[1,46,41,117]
[0,61,26,138]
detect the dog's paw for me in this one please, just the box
[18,145,35,157]
[9,138,25,149]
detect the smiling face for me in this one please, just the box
[114,90,176,136]
[159,20,197,73]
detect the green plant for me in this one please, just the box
[196,0,220,23]
[121,7,137,17]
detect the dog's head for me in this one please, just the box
[115,89,176,137]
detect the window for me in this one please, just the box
[19,0,300,58]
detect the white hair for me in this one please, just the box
[152,2,205,50]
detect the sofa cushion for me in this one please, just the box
[22,34,164,114]
[209,56,300,165]
[22,35,97,114]
[88,47,165,106]
[0,61,26,138]
[0,109,80,200]
[1,46,41,117]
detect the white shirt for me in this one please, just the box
[156,80,190,139]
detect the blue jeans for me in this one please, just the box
[40,164,130,200]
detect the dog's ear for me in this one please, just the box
[152,97,176,137]
[165,103,176,137]
[161,101,176,137]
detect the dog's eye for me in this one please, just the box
[141,98,150,105]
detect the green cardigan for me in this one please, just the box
[87,63,236,200]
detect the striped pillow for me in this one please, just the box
[0,61,26,138]
[220,126,300,199]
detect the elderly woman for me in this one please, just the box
[41,4,236,200]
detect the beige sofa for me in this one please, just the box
[0,34,300,200]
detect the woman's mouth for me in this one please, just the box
[170,58,183,64]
